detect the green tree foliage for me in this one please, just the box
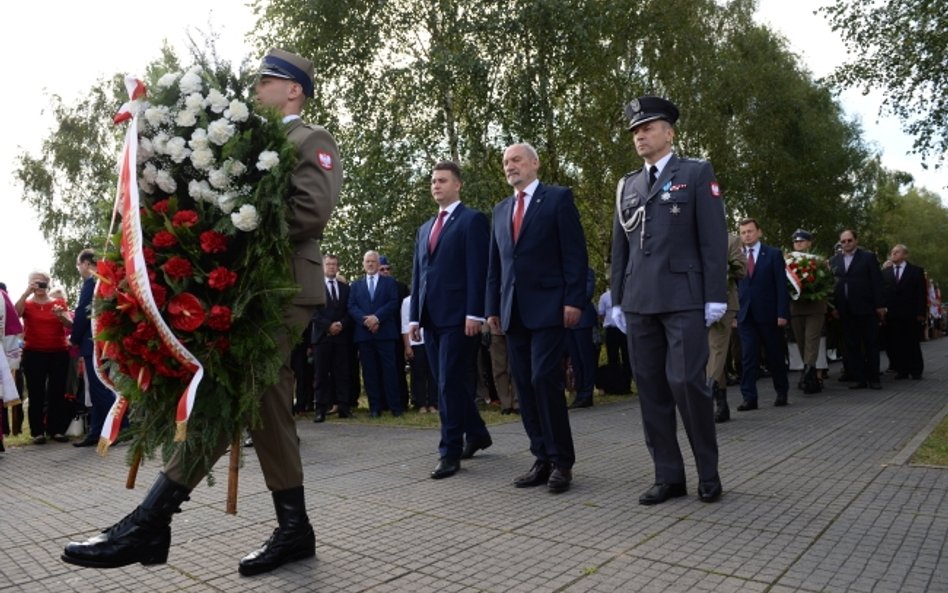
[821,0,948,167]
[250,0,873,287]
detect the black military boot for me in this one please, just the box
[62,472,191,568]
[713,386,730,423]
[238,486,315,576]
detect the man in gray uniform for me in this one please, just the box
[610,96,728,505]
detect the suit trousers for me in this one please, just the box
[626,310,718,484]
[790,301,826,368]
[408,344,437,408]
[425,327,490,460]
[505,320,575,469]
[566,326,596,401]
[489,334,517,410]
[884,315,923,377]
[314,340,351,410]
[738,319,790,402]
[604,326,632,389]
[706,310,736,389]
[839,307,881,383]
[358,339,403,415]
[82,355,121,438]
[164,303,314,491]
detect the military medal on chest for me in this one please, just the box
[670,203,681,215]
[660,181,672,201]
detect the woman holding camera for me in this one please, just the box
[14,271,71,444]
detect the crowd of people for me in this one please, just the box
[0,50,942,579]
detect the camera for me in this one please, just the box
[36,281,48,289]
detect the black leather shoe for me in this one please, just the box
[639,483,687,505]
[461,436,492,459]
[736,401,758,411]
[430,458,460,479]
[514,461,551,488]
[568,398,593,409]
[774,396,788,407]
[72,435,98,448]
[239,486,315,576]
[698,479,723,502]
[337,407,352,419]
[849,382,868,390]
[868,380,882,390]
[312,411,326,423]
[547,467,572,493]
[62,473,190,568]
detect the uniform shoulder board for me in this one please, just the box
[624,169,642,178]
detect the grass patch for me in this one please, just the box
[911,414,948,466]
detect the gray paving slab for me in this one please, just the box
[1,338,946,592]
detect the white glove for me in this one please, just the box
[704,302,727,327]
[610,305,627,334]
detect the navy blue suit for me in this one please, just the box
[737,243,790,403]
[410,203,491,460]
[69,275,121,438]
[349,274,403,415]
[486,182,588,469]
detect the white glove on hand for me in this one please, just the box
[610,305,627,335]
[704,302,727,327]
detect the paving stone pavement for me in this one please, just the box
[2,338,946,592]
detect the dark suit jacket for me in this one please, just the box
[70,276,96,357]
[882,262,927,321]
[486,183,589,331]
[410,203,489,329]
[829,248,884,315]
[573,267,597,330]
[311,279,352,344]
[349,274,401,342]
[737,243,790,324]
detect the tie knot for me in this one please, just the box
[649,165,658,175]
[517,190,526,200]
[439,210,448,219]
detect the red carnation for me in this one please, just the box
[172,210,199,228]
[199,230,228,254]
[167,293,205,332]
[95,260,125,298]
[122,335,148,357]
[152,230,178,249]
[132,321,158,342]
[208,267,238,291]
[142,247,157,265]
[162,256,193,280]
[152,199,171,214]
[207,305,233,331]
[150,283,168,309]
[807,275,815,283]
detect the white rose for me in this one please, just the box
[205,89,230,114]
[175,109,198,127]
[188,179,214,202]
[208,167,231,190]
[179,69,203,94]
[224,100,250,122]
[231,204,260,231]
[157,72,180,89]
[183,92,204,112]
[155,169,177,194]
[189,128,209,150]
[165,136,191,163]
[256,150,280,171]
[218,193,238,214]
[138,137,154,163]
[144,105,170,129]
[225,159,247,178]
[152,132,170,155]
[206,118,236,146]
[142,162,158,184]
[190,147,215,171]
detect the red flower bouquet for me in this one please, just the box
[785,252,834,302]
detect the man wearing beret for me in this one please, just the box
[610,96,727,505]
[63,48,344,576]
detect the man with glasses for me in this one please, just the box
[829,230,885,389]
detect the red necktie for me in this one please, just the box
[746,248,755,277]
[428,210,448,254]
[512,191,526,242]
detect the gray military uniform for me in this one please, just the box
[610,153,727,485]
